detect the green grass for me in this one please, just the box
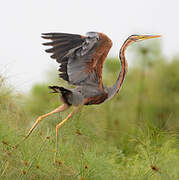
[0,43,179,179]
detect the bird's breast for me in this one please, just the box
[83,92,108,105]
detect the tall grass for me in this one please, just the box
[0,42,179,179]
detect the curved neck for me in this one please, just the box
[117,42,128,90]
[106,38,133,100]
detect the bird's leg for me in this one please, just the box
[14,104,69,149]
[54,106,78,163]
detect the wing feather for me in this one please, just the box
[42,32,112,89]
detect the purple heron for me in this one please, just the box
[14,32,161,162]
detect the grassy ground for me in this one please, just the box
[0,44,179,179]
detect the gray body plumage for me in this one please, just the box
[70,87,108,106]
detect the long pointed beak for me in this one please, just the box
[139,35,162,40]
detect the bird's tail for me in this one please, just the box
[49,86,62,93]
[48,86,72,105]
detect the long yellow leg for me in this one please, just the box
[54,106,78,163]
[14,104,69,149]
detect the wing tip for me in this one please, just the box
[42,42,50,46]
[41,34,51,39]
[44,48,53,53]
[41,33,57,40]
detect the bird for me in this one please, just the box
[14,32,161,162]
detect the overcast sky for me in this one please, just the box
[1,0,179,92]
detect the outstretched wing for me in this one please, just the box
[42,32,112,90]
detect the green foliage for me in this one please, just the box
[0,42,179,179]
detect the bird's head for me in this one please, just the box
[128,34,162,42]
